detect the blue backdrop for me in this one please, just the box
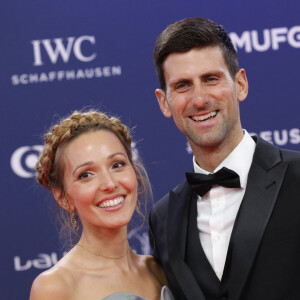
[1,1,299,299]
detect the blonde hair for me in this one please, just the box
[36,109,151,245]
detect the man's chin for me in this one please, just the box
[188,132,224,149]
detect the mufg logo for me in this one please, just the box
[31,35,97,66]
[229,25,300,53]
[10,145,43,178]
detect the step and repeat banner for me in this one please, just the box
[1,1,299,298]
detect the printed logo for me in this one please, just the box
[186,142,193,155]
[32,36,96,66]
[10,145,43,178]
[185,128,300,154]
[11,142,138,179]
[11,35,122,85]
[229,25,300,53]
[14,228,149,271]
[14,252,67,271]
[131,141,140,162]
[128,228,150,255]
[249,128,300,146]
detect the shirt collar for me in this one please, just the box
[193,130,256,189]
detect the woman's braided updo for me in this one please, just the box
[36,109,151,245]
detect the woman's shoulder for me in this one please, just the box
[140,254,168,286]
[29,260,74,300]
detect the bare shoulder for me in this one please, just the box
[141,255,168,286]
[29,266,72,300]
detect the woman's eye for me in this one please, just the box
[112,161,126,169]
[78,171,92,180]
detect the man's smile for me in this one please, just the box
[190,111,218,122]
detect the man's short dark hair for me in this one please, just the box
[153,17,239,91]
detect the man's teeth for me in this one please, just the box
[192,111,217,121]
[98,196,124,208]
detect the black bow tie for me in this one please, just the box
[186,167,241,197]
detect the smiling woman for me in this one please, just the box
[30,110,174,300]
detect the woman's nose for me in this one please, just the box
[98,172,117,192]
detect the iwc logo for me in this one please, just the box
[31,36,97,66]
[11,35,122,85]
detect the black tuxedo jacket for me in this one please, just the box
[149,136,300,300]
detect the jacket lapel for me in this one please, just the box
[167,181,206,299]
[228,137,288,300]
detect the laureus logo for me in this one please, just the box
[10,143,139,178]
[31,35,97,66]
[10,145,43,178]
[128,228,150,254]
[14,229,149,272]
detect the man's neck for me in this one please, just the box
[194,148,230,172]
[192,132,244,173]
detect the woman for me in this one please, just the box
[30,110,173,300]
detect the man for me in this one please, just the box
[149,17,300,300]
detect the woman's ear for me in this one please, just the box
[52,188,71,211]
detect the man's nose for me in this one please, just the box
[191,85,206,107]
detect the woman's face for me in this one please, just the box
[57,129,138,231]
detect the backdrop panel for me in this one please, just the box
[1,1,299,298]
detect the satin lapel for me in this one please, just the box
[167,182,206,299]
[229,137,288,300]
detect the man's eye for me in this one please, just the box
[176,83,189,90]
[206,77,218,83]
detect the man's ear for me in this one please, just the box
[155,89,173,118]
[52,188,72,211]
[236,69,248,102]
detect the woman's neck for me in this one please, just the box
[77,227,130,261]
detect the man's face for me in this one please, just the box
[156,46,248,154]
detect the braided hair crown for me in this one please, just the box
[36,110,132,190]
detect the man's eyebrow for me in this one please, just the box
[200,71,224,78]
[169,78,191,87]
[169,71,225,86]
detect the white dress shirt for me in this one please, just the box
[193,131,256,280]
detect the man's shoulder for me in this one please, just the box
[150,179,187,217]
[280,148,300,177]
[280,147,300,161]
[254,135,300,166]
[156,179,187,204]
